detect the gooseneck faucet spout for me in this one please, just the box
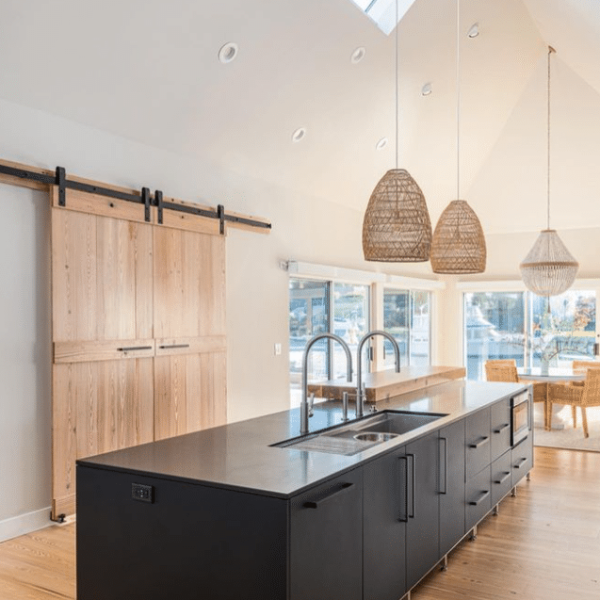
[301,333,353,436]
[356,330,401,419]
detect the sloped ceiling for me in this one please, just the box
[0,0,598,232]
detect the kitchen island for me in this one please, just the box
[76,380,532,600]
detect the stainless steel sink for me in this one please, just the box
[272,410,447,456]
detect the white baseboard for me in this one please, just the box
[0,507,53,543]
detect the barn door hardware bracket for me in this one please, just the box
[218,204,225,235]
[142,187,151,222]
[155,190,164,224]
[56,167,67,206]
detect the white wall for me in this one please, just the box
[0,183,52,538]
[0,97,438,536]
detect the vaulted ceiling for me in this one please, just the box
[0,0,598,235]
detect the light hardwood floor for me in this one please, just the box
[1,447,599,600]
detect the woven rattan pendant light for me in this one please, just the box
[430,0,486,274]
[520,47,578,296]
[362,0,432,262]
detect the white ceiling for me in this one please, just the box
[0,0,599,234]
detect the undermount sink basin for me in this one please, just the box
[272,410,447,456]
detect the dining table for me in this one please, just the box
[517,366,587,429]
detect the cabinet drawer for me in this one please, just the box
[491,450,512,506]
[491,399,511,462]
[465,408,491,480]
[465,466,491,531]
[511,433,533,487]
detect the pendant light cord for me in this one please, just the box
[395,0,399,170]
[547,47,554,230]
[456,0,461,200]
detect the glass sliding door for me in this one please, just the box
[383,289,432,368]
[464,292,526,380]
[410,290,431,366]
[289,279,330,406]
[332,283,370,379]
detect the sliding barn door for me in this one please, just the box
[153,226,227,440]
[51,188,228,519]
[51,202,155,518]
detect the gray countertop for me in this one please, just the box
[77,380,526,498]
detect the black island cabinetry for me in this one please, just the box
[77,382,533,600]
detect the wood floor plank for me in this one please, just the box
[0,447,599,600]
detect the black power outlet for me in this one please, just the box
[131,483,154,503]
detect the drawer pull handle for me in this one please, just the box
[117,346,153,352]
[398,456,408,522]
[514,457,528,470]
[469,490,490,506]
[159,344,191,350]
[495,472,511,485]
[469,436,489,449]
[304,483,354,509]
[494,423,510,434]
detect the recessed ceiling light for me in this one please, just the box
[467,23,479,39]
[421,83,433,97]
[218,42,239,64]
[376,138,388,150]
[351,47,366,64]
[292,128,307,143]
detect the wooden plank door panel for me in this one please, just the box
[52,209,153,342]
[52,358,154,519]
[153,228,225,339]
[154,351,227,441]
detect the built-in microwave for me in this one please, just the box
[511,390,531,446]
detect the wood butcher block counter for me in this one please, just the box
[308,365,466,402]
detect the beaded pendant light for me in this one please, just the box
[520,47,578,296]
[430,0,486,274]
[362,0,432,263]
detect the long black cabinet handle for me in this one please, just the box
[117,346,153,352]
[439,437,447,495]
[407,453,415,519]
[493,423,510,434]
[469,490,490,506]
[469,436,489,449]
[514,457,528,470]
[159,344,191,350]
[494,472,511,485]
[398,456,408,522]
[304,483,354,509]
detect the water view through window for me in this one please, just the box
[464,290,597,380]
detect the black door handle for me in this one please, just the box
[514,457,528,470]
[117,346,153,352]
[469,436,489,449]
[494,472,511,485]
[469,490,490,506]
[304,483,354,508]
[439,437,447,495]
[398,456,408,522]
[158,344,191,350]
[407,453,415,518]
[493,423,510,434]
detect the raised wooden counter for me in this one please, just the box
[308,365,466,403]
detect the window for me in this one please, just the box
[348,0,418,35]
[383,289,431,368]
[463,290,597,380]
[289,278,370,406]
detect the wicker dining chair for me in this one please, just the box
[485,360,549,428]
[564,360,600,427]
[547,367,600,438]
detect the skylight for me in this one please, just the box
[349,0,418,35]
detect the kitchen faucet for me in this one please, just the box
[301,333,353,436]
[356,331,401,419]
